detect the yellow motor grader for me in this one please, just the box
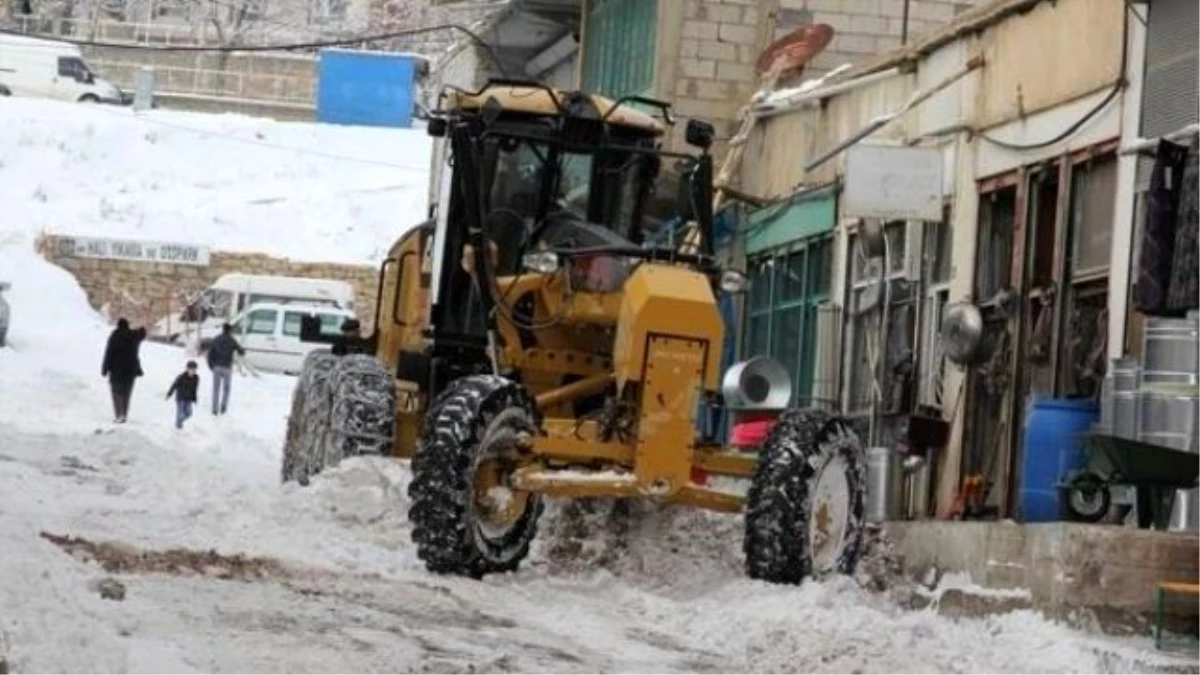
[283,79,867,584]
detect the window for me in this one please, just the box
[1068,155,1117,279]
[844,222,909,415]
[743,237,833,406]
[245,309,277,335]
[57,57,90,82]
[282,312,304,337]
[919,207,953,407]
[582,0,657,98]
[975,187,1017,301]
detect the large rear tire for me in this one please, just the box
[281,350,338,485]
[321,354,395,467]
[408,375,544,578]
[744,409,867,584]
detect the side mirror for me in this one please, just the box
[685,119,715,150]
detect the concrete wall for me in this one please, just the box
[36,235,379,333]
[887,521,1200,630]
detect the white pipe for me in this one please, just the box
[1107,3,1149,361]
[1119,123,1200,156]
[752,67,904,119]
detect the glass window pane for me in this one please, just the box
[770,307,803,395]
[779,251,805,301]
[247,310,276,335]
[808,238,832,296]
[282,312,303,337]
[885,221,907,274]
[1070,155,1117,276]
[747,314,770,358]
[749,258,773,310]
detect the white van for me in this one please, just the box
[152,273,357,344]
[199,301,355,375]
[0,33,126,103]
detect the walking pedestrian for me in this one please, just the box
[165,360,200,429]
[206,323,245,416]
[101,318,147,423]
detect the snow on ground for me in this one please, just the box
[0,102,1195,673]
[0,97,432,264]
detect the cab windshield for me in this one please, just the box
[482,125,658,248]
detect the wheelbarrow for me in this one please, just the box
[1059,433,1198,529]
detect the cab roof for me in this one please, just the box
[442,83,667,137]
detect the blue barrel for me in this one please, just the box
[1019,397,1099,522]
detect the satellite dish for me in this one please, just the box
[756,23,836,80]
[941,302,985,366]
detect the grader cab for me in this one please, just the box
[284,79,867,584]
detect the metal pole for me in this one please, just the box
[901,0,911,46]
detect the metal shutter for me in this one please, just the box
[1140,0,1200,138]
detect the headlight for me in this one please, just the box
[720,269,748,293]
[568,254,632,294]
[522,251,560,274]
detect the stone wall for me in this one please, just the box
[37,235,379,333]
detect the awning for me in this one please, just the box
[745,185,837,255]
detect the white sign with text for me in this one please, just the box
[57,235,211,267]
[844,145,944,221]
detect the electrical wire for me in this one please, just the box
[978,1,1130,153]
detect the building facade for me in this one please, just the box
[728,0,1185,518]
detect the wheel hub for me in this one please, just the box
[809,454,850,574]
[470,411,534,541]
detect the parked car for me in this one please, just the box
[197,301,355,375]
[0,33,126,104]
[152,272,358,344]
[0,281,10,348]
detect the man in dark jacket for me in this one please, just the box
[101,318,147,423]
[166,360,200,429]
[206,323,245,416]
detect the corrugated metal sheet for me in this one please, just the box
[1140,0,1200,138]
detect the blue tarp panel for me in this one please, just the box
[316,49,416,128]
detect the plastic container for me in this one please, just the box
[1019,397,1099,522]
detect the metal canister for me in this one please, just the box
[1141,317,1199,386]
[903,455,933,520]
[1111,358,1141,439]
[865,446,903,523]
[1169,488,1200,533]
[1137,384,1200,452]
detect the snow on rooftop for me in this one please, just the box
[0,97,433,265]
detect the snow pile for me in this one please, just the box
[0,97,432,264]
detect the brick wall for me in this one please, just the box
[774,0,983,76]
[668,0,770,158]
[36,235,380,333]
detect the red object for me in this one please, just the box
[755,23,836,80]
[691,466,710,486]
[730,411,778,449]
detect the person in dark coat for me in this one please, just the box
[166,360,200,429]
[101,317,147,423]
[206,323,245,416]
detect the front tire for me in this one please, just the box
[744,409,867,585]
[408,375,544,578]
